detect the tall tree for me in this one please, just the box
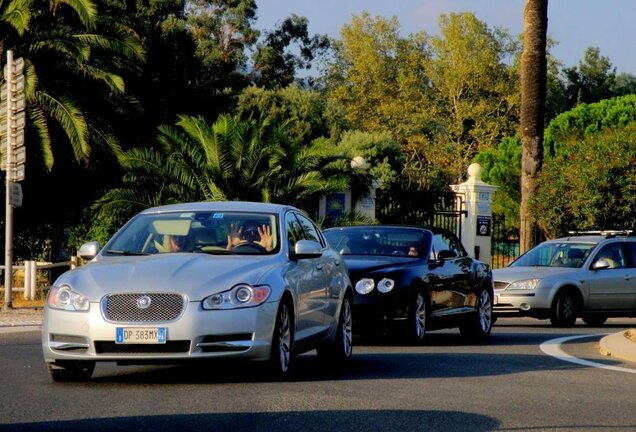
[563,46,616,109]
[519,0,548,253]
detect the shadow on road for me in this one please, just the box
[0,409,499,432]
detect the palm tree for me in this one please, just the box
[1,0,144,169]
[94,114,357,218]
[519,0,548,252]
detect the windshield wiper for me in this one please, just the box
[105,249,149,256]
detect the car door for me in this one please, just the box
[284,212,328,341]
[586,242,636,310]
[429,233,469,314]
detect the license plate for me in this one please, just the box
[116,327,166,344]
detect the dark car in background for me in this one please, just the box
[323,226,493,343]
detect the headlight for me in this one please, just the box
[355,278,375,295]
[202,284,270,310]
[377,278,395,293]
[507,279,540,290]
[47,285,89,311]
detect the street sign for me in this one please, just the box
[10,182,22,207]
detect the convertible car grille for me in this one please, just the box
[103,293,186,323]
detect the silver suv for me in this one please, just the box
[493,232,636,327]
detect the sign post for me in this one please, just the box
[1,50,26,310]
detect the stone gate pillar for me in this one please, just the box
[450,163,499,265]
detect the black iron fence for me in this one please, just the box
[491,214,546,268]
[375,189,465,241]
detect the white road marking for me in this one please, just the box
[540,334,636,374]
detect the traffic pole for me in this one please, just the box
[3,50,13,310]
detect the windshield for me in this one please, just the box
[510,242,595,268]
[106,211,279,255]
[324,227,432,257]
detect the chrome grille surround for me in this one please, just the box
[101,293,186,323]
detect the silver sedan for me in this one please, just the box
[42,202,353,381]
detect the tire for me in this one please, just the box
[268,301,293,376]
[317,296,353,365]
[460,288,493,340]
[582,314,608,326]
[47,360,95,382]
[406,290,427,344]
[550,289,579,327]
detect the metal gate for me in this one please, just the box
[375,189,465,241]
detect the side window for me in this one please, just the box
[295,213,325,247]
[594,243,627,269]
[285,213,303,251]
[627,242,636,268]
[446,234,467,257]
[431,234,450,260]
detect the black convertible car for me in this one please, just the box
[323,226,493,342]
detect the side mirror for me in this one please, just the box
[437,249,458,260]
[592,259,611,270]
[292,240,323,259]
[78,241,101,260]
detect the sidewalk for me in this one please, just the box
[0,307,43,329]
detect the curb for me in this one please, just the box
[599,329,636,363]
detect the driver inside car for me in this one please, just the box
[226,221,273,252]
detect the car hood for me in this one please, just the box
[54,253,281,301]
[492,266,578,283]
[342,255,414,279]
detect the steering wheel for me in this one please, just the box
[231,242,267,253]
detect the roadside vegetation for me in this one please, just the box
[0,0,633,262]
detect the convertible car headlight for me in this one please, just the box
[507,279,540,290]
[202,284,270,310]
[355,278,375,295]
[47,285,89,311]
[377,278,395,293]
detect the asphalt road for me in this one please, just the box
[2,318,636,432]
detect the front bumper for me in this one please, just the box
[42,300,279,363]
[493,288,550,317]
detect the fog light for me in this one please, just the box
[520,303,531,311]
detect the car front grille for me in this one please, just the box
[95,341,191,354]
[102,293,186,323]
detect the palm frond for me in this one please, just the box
[28,107,53,169]
[55,0,97,29]
[75,63,125,93]
[1,0,32,35]
[73,32,144,62]
[35,91,89,163]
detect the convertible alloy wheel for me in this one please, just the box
[407,291,427,343]
[270,302,292,374]
[460,288,493,340]
[477,289,493,333]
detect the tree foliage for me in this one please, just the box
[532,125,636,237]
[93,114,365,220]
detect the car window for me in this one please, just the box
[626,242,636,268]
[285,213,304,251]
[295,213,324,247]
[511,242,595,268]
[593,243,627,269]
[431,232,464,259]
[106,211,279,255]
[324,228,431,257]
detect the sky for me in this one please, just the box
[256,0,635,75]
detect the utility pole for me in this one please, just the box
[1,50,26,310]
